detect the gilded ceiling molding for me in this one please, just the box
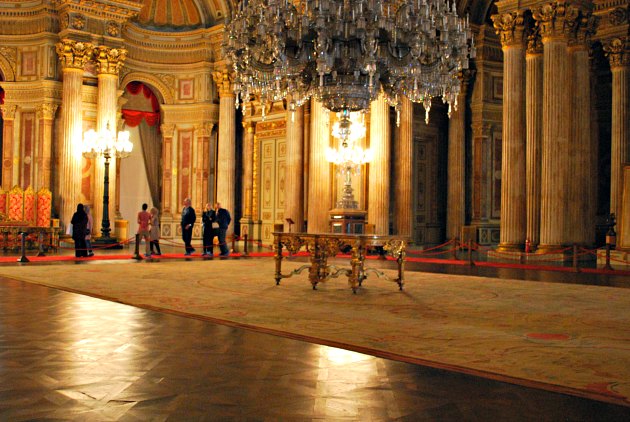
[94,46,127,75]
[119,72,174,105]
[55,39,94,70]
[0,47,17,81]
[604,37,630,68]
[492,11,526,47]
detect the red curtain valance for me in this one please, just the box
[124,81,160,112]
[121,109,160,128]
[0,88,4,105]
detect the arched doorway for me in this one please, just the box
[119,81,162,235]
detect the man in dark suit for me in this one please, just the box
[214,202,231,257]
[201,202,216,256]
[181,198,196,255]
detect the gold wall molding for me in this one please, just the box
[0,80,63,106]
[161,103,219,126]
[0,46,17,80]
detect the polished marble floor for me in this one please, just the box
[1,258,630,421]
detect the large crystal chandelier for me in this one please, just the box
[224,0,475,122]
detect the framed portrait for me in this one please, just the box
[493,76,503,100]
[179,79,194,100]
[21,51,37,77]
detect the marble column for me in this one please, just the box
[525,35,543,248]
[36,103,58,191]
[605,37,629,218]
[394,96,413,237]
[368,93,390,235]
[160,124,175,217]
[284,102,304,232]
[568,23,595,246]
[240,120,255,235]
[213,71,236,237]
[446,73,471,240]
[0,104,17,191]
[55,39,94,230]
[94,46,126,239]
[307,99,331,233]
[534,4,572,251]
[493,12,526,251]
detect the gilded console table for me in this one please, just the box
[273,232,407,293]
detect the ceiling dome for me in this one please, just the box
[138,0,203,29]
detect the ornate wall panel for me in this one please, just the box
[259,137,286,245]
[19,111,35,188]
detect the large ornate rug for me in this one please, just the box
[1,258,629,406]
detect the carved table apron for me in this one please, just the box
[273,232,407,293]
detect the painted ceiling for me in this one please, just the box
[136,0,231,30]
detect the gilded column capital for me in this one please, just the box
[532,2,582,41]
[161,123,176,137]
[604,37,630,69]
[95,46,127,75]
[526,28,543,55]
[212,70,235,98]
[194,123,214,137]
[55,39,94,70]
[242,120,255,133]
[0,104,17,120]
[36,103,58,120]
[492,11,526,47]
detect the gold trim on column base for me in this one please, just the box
[495,243,524,252]
[535,244,565,254]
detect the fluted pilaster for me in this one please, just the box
[307,99,331,233]
[526,38,543,248]
[195,123,212,211]
[241,121,255,222]
[494,11,526,251]
[55,39,94,230]
[368,94,390,235]
[394,96,413,237]
[213,71,236,236]
[36,104,58,191]
[284,103,304,232]
[605,37,629,217]
[161,124,175,216]
[0,104,17,191]
[446,73,471,240]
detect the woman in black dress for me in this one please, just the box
[70,204,89,258]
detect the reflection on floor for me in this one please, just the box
[1,257,629,420]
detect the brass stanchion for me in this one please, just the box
[572,244,579,272]
[232,235,238,253]
[603,243,613,270]
[467,242,473,267]
[243,234,249,256]
[132,234,142,260]
[451,239,457,260]
[37,231,46,257]
[17,232,29,263]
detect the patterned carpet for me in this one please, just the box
[1,258,629,407]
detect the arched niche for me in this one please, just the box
[120,73,174,105]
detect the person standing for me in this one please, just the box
[137,203,152,257]
[214,202,231,257]
[149,207,162,256]
[70,204,89,258]
[84,204,94,257]
[201,203,217,256]
[181,198,196,255]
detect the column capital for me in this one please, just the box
[527,28,543,55]
[532,2,584,42]
[194,123,214,137]
[492,11,527,47]
[36,103,58,120]
[0,104,17,120]
[242,120,255,133]
[161,123,175,137]
[55,39,94,70]
[604,37,630,69]
[212,70,235,98]
[95,45,127,76]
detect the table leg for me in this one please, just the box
[308,242,322,290]
[396,250,406,291]
[274,240,283,285]
[349,243,365,293]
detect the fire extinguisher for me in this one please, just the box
[525,238,531,254]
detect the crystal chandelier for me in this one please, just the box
[224,0,475,123]
[326,111,371,209]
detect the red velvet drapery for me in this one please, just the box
[122,82,160,128]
